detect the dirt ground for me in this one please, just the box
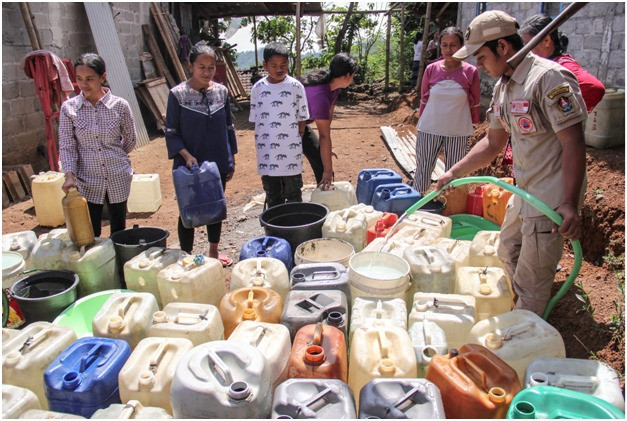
[3,91,624,388]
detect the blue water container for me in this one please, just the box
[371,183,422,216]
[356,169,402,205]
[240,236,293,270]
[173,161,226,228]
[44,337,132,418]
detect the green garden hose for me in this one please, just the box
[403,176,582,320]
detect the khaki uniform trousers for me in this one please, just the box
[497,197,564,316]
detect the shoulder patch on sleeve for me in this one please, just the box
[547,85,571,100]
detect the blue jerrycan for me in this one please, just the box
[356,169,403,205]
[173,161,226,228]
[371,183,422,216]
[240,236,293,270]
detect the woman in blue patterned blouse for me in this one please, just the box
[165,43,238,266]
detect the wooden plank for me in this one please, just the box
[380,126,415,178]
[142,24,175,87]
[2,181,11,208]
[135,85,164,129]
[150,2,186,83]
[2,171,26,201]
[139,77,169,123]
[223,53,247,97]
[3,164,34,195]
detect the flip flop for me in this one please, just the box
[218,254,233,268]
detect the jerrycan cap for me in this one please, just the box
[488,387,507,404]
[486,332,503,349]
[305,345,325,364]
[70,251,82,260]
[138,371,157,389]
[414,300,429,312]
[62,371,81,389]
[242,308,256,320]
[326,311,343,326]
[292,272,305,283]
[229,381,251,400]
[152,311,167,324]
[380,189,391,200]
[336,220,347,232]
[108,315,126,333]
[40,240,53,251]
[171,267,185,280]
[490,188,500,198]
[138,259,150,269]
[256,250,268,257]
[10,239,20,251]
[484,245,496,255]
[251,275,266,287]
[479,283,492,295]
[379,359,396,375]
[449,349,459,358]
[429,263,442,273]
[4,351,21,366]
[364,205,375,213]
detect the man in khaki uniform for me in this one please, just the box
[437,11,587,316]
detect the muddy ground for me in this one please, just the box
[3,91,624,388]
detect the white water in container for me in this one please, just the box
[469,231,503,268]
[127,174,163,213]
[230,257,290,300]
[91,400,172,419]
[408,292,476,350]
[433,238,472,269]
[124,247,188,308]
[157,255,226,307]
[467,309,566,382]
[323,208,368,252]
[170,340,272,419]
[118,337,194,413]
[310,181,358,211]
[524,357,625,411]
[396,211,452,238]
[404,246,456,295]
[2,322,77,409]
[19,409,85,419]
[228,320,291,390]
[348,251,411,308]
[2,251,25,289]
[61,237,121,297]
[148,302,224,346]
[294,238,355,268]
[92,292,159,349]
[408,320,448,377]
[2,384,41,419]
[455,266,513,321]
[349,298,407,344]
[30,238,66,271]
[2,231,37,268]
[345,203,384,229]
[348,326,417,410]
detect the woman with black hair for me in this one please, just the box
[520,14,605,112]
[301,53,357,189]
[59,53,136,237]
[165,43,237,266]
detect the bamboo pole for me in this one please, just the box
[19,2,42,50]
[385,12,391,89]
[398,2,405,93]
[295,3,302,78]
[150,2,186,83]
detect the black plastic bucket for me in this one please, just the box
[10,270,79,324]
[259,202,329,253]
[110,225,169,280]
[419,198,446,215]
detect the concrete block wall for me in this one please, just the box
[459,2,625,107]
[2,2,153,172]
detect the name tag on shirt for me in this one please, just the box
[511,100,530,114]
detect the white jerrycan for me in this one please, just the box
[396,211,452,238]
[455,266,514,321]
[404,246,456,295]
[323,208,368,252]
[433,237,472,269]
[407,320,448,377]
[230,257,290,300]
[469,230,503,267]
[148,302,224,346]
[91,400,172,419]
[345,203,384,229]
[2,384,41,419]
[349,298,407,344]
[310,181,358,211]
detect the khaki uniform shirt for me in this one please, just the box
[488,53,587,218]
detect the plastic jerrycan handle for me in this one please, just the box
[374,300,384,319]
[261,236,271,251]
[377,328,390,358]
[18,329,51,353]
[206,349,234,385]
[392,384,424,412]
[118,295,138,319]
[301,386,333,411]
[501,320,535,341]
[311,270,340,280]
[119,401,143,419]
[79,343,105,373]
[149,341,170,373]
[251,325,268,347]
[148,248,165,260]
[312,322,323,346]
[554,374,599,391]
[393,186,412,196]
[419,215,442,227]
[175,309,208,325]
[302,296,325,313]
[456,355,488,391]
[446,239,461,254]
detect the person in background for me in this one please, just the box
[60,53,136,237]
[425,30,441,64]
[411,31,424,88]
[414,27,480,194]
[437,11,587,316]
[301,53,358,189]
[520,13,605,113]
[249,42,310,208]
[165,43,237,267]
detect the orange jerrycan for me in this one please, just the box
[287,322,348,383]
[482,177,514,226]
[442,185,468,216]
[218,287,283,338]
[426,343,521,419]
[62,188,94,247]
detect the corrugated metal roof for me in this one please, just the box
[193,2,324,19]
[84,2,150,148]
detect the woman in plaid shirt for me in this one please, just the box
[59,53,136,237]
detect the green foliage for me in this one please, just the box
[574,279,595,317]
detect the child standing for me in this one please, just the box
[249,42,310,208]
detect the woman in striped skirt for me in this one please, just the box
[414,27,480,194]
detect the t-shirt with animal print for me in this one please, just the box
[249,75,310,176]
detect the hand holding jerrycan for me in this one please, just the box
[173,161,226,228]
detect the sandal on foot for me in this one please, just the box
[218,254,233,268]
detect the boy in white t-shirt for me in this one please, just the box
[249,42,310,208]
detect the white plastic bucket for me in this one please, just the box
[348,251,411,308]
[294,238,355,268]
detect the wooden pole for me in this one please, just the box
[295,3,301,77]
[25,3,44,49]
[398,2,405,93]
[385,12,391,89]
[416,2,432,92]
[19,2,42,50]
[253,16,259,69]
[142,24,176,87]
[150,2,186,82]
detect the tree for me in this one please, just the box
[333,2,355,54]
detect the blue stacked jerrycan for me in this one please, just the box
[356,169,402,205]
[240,236,293,270]
[173,161,226,228]
[507,385,625,419]
[371,183,422,216]
[43,337,132,418]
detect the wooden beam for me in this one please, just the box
[295,3,301,78]
[253,16,259,69]
[398,2,405,93]
[435,2,451,20]
[150,2,186,83]
[19,2,42,50]
[142,24,176,87]
[385,12,391,89]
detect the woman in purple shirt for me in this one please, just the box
[301,53,357,189]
